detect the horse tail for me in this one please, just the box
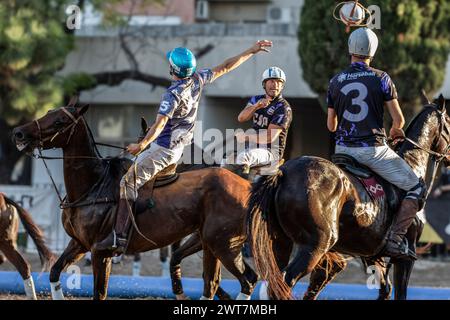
[247,170,292,300]
[4,196,55,271]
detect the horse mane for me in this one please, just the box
[396,104,439,156]
[104,156,133,180]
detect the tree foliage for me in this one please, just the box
[0,1,75,124]
[299,0,450,115]
[0,0,165,184]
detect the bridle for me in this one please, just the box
[397,104,450,198]
[30,106,124,208]
[34,107,82,149]
[402,105,450,161]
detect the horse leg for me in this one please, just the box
[171,234,203,300]
[363,257,392,300]
[199,247,221,300]
[171,234,232,300]
[132,253,141,277]
[281,241,332,299]
[159,246,170,277]
[393,219,423,300]
[49,239,86,300]
[211,244,258,300]
[0,241,36,300]
[393,259,414,300]
[303,253,348,300]
[91,250,112,300]
[393,221,421,300]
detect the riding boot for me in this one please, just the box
[95,198,134,256]
[383,199,419,260]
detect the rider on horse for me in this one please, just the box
[223,67,292,179]
[326,27,426,260]
[96,40,273,256]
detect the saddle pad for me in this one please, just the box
[360,177,385,199]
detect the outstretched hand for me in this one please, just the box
[250,40,273,54]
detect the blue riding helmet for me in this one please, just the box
[166,47,197,78]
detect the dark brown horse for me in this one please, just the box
[249,96,450,300]
[0,192,54,299]
[12,100,258,300]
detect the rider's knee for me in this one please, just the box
[405,178,427,210]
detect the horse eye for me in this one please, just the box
[55,120,63,126]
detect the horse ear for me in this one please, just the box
[437,94,446,112]
[140,117,148,134]
[67,96,78,108]
[420,89,430,105]
[78,103,90,115]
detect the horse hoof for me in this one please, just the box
[176,293,190,300]
[0,255,5,264]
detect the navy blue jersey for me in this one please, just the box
[156,69,213,149]
[247,94,292,157]
[327,62,398,147]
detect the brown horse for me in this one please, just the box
[249,95,450,300]
[12,99,258,300]
[0,192,54,299]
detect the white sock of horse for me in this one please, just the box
[199,295,213,300]
[50,281,65,300]
[23,277,37,300]
[236,292,252,300]
[132,261,141,277]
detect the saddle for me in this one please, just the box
[136,163,179,213]
[331,153,399,211]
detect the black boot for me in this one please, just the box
[95,198,134,256]
[383,199,419,260]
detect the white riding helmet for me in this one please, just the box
[262,66,286,88]
[348,27,379,58]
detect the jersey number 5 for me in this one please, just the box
[340,82,369,122]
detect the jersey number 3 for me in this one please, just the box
[340,82,369,122]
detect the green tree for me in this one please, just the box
[0,0,168,184]
[299,0,450,119]
[0,1,75,184]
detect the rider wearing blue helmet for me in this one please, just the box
[96,40,273,255]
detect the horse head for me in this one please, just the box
[12,96,90,154]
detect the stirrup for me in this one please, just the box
[384,237,417,261]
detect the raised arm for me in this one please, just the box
[211,40,272,82]
[238,97,272,122]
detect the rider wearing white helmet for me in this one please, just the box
[326,27,425,260]
[227,66,292,177]
[96,40,274,255]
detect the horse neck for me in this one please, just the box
[62,119,104,202]
[398,112,439,180]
